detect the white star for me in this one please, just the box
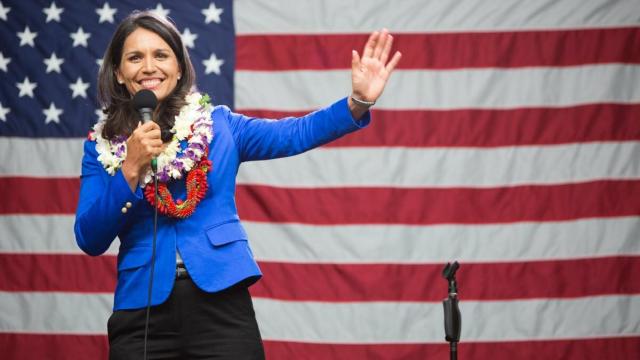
[95,108,107,122]
[96,58,103,67]
[17,26,37,47]
[0,52,10,72]
[69,77,90,98]
[151,3,170,18]
[96,2,117,24]
[181,28,198,49]
[70,26,91,47]
[43,1,63,23]
[201,2,223,24]
[16,77,37,98]
[43,102,63,124]
[0,2,10,21]
[203,53,224,75]
[0,102,10,122]
[44,52,64,73]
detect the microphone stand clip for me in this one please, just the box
[442,261,461,360]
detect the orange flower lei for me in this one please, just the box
[143,153,213,219]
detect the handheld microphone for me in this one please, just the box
[133,90,159,360]
[132,90,158,172]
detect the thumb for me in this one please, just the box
[351,50,360,70]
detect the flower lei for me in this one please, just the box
[90,93,214,218]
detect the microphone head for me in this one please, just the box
[132,89,158,110]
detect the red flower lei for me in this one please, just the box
[143,152,213,219]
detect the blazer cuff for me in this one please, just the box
[112,168,144,211]
[331,97,371,130]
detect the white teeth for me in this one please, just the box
[140,79,161,88]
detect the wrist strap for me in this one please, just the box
[351,95,375,108]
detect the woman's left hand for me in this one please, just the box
[349,29,402,115]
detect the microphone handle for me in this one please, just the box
[139,108,158,172]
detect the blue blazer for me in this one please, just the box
[74,97,369,310]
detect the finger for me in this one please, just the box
[137,122,152,132]
[351,50,361,71]
[140,121,161,132]
[372,29,388,60]
[362,31,379,59]
[146,128,161,140]
[380,34,393,64]
[146,121,161,130]
[142,139,162,153]
[135,129,161,144]
[385,51,402,74]
[146,138,163,148]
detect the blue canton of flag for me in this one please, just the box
[0,0,234,138]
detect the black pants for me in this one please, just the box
[108,275,265,359]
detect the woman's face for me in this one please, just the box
[116,27,181,102]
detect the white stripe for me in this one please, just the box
[238,142,640,188]
[6,138,640,188]
[234,0,640,34]
[3,215,639,263]
[0,137,84,177]
[246,217,640,263]
[3,292,639,342]
[0,292,111,335]
[235,65,640,111]
[0,216,119,255]
[255,295,640,342]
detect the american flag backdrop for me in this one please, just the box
[1,0,640,359]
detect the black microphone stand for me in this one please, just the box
[442,261,461,360]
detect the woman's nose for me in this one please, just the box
[142,57,156,73]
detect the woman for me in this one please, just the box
[75,10,401,359]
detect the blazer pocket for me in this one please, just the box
[117,246,151,271]
[205,220,249,246]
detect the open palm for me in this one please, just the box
[351,29,402,104]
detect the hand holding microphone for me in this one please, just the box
[133,90,160,173]
[121,90,160,190]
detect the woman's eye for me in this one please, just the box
[156,53,168,59]
[128,55,141,62]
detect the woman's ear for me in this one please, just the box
[115,70,124,84]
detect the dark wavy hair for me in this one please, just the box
[97,11,196,142]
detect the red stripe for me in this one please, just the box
[4,254,639,301]
[236,180,640,225]
[4,179,639,223]
[0,333,108,360]
[253,257,640,301]
[0,177,79,215]
[264,337,640,360]
[237,28,640,70]
[240,103,640,147]
[2,334,637,359]
[0,253,116,293]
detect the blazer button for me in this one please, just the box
[125,202,132,208]
[121,207,128,214]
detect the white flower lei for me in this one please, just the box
[91,92,214,186]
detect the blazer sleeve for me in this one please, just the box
[225,97,371,162]
[74,139,144,256]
